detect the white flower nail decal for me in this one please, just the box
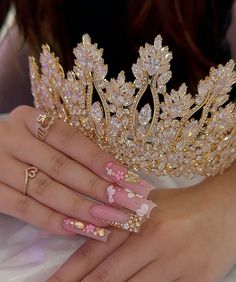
[106,168,113,176]
[106,185,116,203]
[124,188,136,198]
[136,204,149,217]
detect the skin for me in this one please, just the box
[1,10,236,282]
[0,105,151,240]
[47,161,236,282]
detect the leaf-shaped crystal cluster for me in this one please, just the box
[29,34,236,178]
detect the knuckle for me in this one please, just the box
[156,216,189,244]
[72,198,86,215]
[156,218,174,238]
[57,123,78,146]
[90,149,106,168]
[87,265,113,282]
[15,196,31,216]
[31,173,52,197]
[43,211,60,231]
[50,153,69,174]
[88,176,101,198]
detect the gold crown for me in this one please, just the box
[29,34,236,178]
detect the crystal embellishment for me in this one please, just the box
[29,34,236,178]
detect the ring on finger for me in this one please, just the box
[35,112,56,141]
[24,166,39,195]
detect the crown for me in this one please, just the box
[29,34,236,178]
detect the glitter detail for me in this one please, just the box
[64,219,106,237]
[30,34,236,178]
[105,162,149,188]
[105,214,145,233]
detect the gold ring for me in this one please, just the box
[24,166,39,195]
[35,112,56,141]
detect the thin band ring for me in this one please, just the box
[35,112,56,141]
[24,166,39,195]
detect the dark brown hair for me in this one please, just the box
[12,0,233,92]
[0,0,10,27]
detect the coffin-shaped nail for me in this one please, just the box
[105,185,157,218]
[105,162,154,197]
[90,205,145,233]
[63,218,111,242]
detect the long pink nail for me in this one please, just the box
[105,185,157,218]
[105,162,154,197]
[90,205,145,233]
[63,218,111,242]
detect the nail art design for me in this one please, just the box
[105,162,154,197]
[136,204,150,217]
[106,162,140,183]
[106,214,144,233]
[107,185,115,203]
[63,218,111,242]
[105,185,157,218]
[90,205,145,233]
[85,224,95,233]
[125,188,138,198]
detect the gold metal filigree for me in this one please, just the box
[29,34,236,178]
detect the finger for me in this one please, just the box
[0,181,71,236]
[62,218,111,242]
[21,106,154,197]
[7,131,156,220]
[0,157,139,231]
[47,229,130,282]
[128,258,183,282]
[0,180,111,242]
[82,233,158,282]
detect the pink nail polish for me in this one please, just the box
[105,185,157,218]
[90,205,145,233]
[63,218,111,242]
[105,162,154,197]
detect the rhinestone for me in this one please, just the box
[74,222,85,229]
[97,228,105,237]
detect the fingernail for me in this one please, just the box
[90,205,145,233]
[105,185,157,218]
[63,218,111,242]
[105,162,154,197]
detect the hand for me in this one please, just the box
[0,106,156,241]
[48,174,236,282]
